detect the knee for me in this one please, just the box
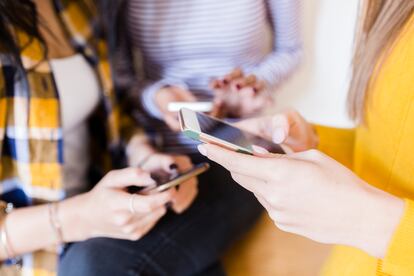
[59,238,126,276]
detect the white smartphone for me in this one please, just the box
[179,108,285,155]
[168,102,213,113]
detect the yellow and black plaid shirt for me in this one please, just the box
[0,0,140,274]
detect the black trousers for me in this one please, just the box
[58,156,262,276]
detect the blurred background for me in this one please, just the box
[275,0,358,128]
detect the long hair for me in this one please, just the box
[0,0,46,67]
[348,0,414,121]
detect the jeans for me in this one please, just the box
[58,155,262,276]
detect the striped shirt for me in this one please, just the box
[128,0,302,153]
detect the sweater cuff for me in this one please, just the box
[381,199,414,275]
[141,79,189,120]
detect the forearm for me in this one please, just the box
[2,194,86,259]
[355,186,405,259]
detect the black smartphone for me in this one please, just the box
[138,163,210,195]
[179,108,285,154]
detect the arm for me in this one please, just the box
[0,168,174,260]
[250,0,303,90]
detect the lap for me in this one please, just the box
[59,158,262,276]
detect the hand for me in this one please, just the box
[234,110,318,152]
[140,153,199,214]
[126,137,199,213]
[210,68,272,118]
[155,86,196,131]
[198,144,405,258]
[65,168,176,241]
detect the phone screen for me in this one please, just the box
[196,112,285,154]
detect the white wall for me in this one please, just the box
[273,0,360,128]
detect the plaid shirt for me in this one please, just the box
[0,0,140,274]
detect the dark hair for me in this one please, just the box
[0,0,47,67]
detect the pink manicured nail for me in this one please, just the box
[272,128,286,143]
[252,145,269,154]
[198,145,207,156]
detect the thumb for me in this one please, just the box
[101,168,156,189]
[269,114,291,144]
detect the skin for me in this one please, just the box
[197,110,405,259]
[155,86,196,131]
[209,68,273,118]
[154,68,273,131]
[0,0,198,260]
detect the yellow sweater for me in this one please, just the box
[318,15,414,276]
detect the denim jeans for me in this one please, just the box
[58,155,263,276]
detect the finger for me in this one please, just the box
[131,210,165,240]
[173,155,193,172]
[233,74,257,91]
[101,168,156,188]
[198,144,285,181]
[122,206,167,235]
[115,189,176,213]
[222,68,243,85]
[230,172,269,197]
[171,180,198,213]
[165,115,181,131]
[209,79,223,90]
[268,115,290,144]
[210,98,225,118]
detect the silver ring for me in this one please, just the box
[129,194,137,214]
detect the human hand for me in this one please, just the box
[234,110,318,152]
[198,144,405,258]
[155,86,196,131]
[67,168,176,241]
[210,68,272,118]
[140,153,199,214]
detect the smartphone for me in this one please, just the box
[139,162,210,195]
[168,102,213,113]
[179,108,285,155]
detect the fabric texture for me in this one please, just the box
[320,14,414,276]
[0,0,141,274]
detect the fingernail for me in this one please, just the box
[272,128,286,144]
[169,164,178,170]
[198,145,207,156]
[252,145,269,154]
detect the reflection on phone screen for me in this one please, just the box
[196,113,284,154]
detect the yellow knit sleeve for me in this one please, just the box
[380,199,414,275]
[314,125,355,169]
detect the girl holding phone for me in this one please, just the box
[0,0,201,275]
[198,1,414,274]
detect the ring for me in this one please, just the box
[129,194,137,214]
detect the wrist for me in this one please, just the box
[357,187,405,258]
[59,194,90,242]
